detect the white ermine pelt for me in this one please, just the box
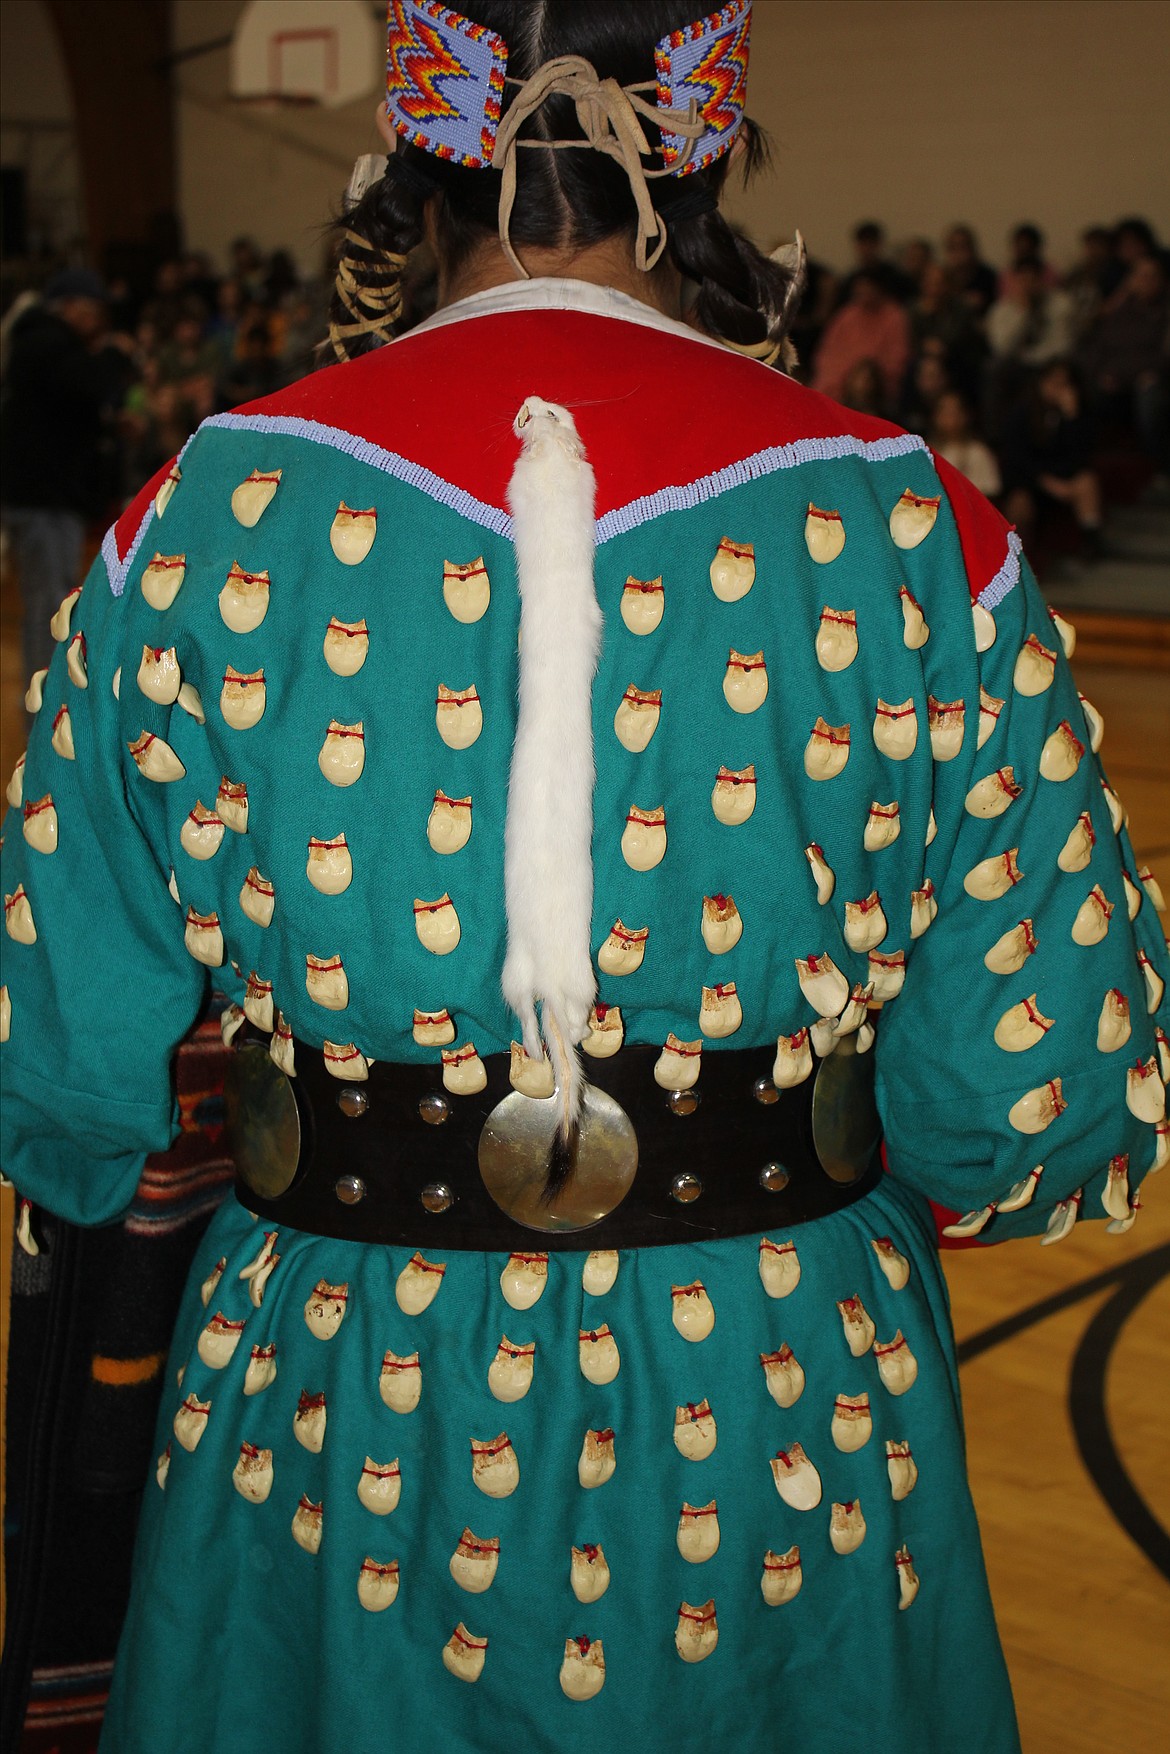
[502,396,602,1152]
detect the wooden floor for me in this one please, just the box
[1,560,1168,1748]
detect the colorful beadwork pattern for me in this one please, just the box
[385,0,508,168]
[655,0,752,174]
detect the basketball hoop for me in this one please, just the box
[230,0,378,112]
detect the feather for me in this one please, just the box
[502,397,601,1183]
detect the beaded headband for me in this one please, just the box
[385,0,751,176]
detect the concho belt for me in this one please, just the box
[225,1033,883,1250]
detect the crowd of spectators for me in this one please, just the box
[795,216,1170,561]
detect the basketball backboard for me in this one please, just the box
[230,0,379,110]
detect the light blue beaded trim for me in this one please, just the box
[976,529,1023,610]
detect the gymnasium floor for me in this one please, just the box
[2,558,1168,1751]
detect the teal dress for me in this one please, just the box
[3,285,1166,1754]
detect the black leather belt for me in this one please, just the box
[224,1033,883,1251]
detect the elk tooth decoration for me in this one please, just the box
[231,467,281,527]
[796,952,849,1017]
[805,503,845,563]
[291,1495,324,1556]
[925,806,938,847]
[1126,1055,1165,1123]
[239,1230,280,1307]
[50,583,83,641]
[1137,865,1166,912]
[243,971,274,1032]
[240,867,275,927]
[622,804,667,872]
[303,1279,348,1339]
[141,551,185,609]
[220,667,266,731]
[582,1002,623,1059]
[984,918,1038,976]
[837,1295,875,1357]
[357,1558,400,1613]
[435,684,482,750]
[1079,693,1104,754]
[834,982,872,1039]
[886,1439,919,1501]
[770,1443,822,1510]
[896,1544,921,1609]
[559,1638,606,1703]
[155,462,184,520]
[570,1543,610,1603]
[1041,1193,1082,1246]
[231,1438,273,1508]
[270,1013,295,1075]
[699,982,741,1039]
[804,717,850,781]
[900,585,929,649]
[614,685,661,753]
[874,1331,918,1394]
[508,1041,554,1097]
[1049,605,1076,658]
[218,564,270,634]
[1102,1155,1131,1221]
[450,1530,500,1594]
[759,1236,801,1297]
[396,1251,447,1315]
[216,776,248,833]
[1122,869,1143,922]
[293,1389,328,1453]
[677,1501,720,1564]
[243,1344,278,1396]
[323,617,369,676]
[598,919,649,975]
[978,687,1005,750]
[7,753,26,808]
[443,1624,488,1683]
[180,803,224,862]
[1013,633,1058,696]
[0,985,9,1042]
[1157,1025,1170,1082]
[578,1428,616,1489]
[671,1280,715,1342]
[442,555,490,622]
[197,1311,245,1370]
[1097,988,1131,1054]
[1039,720,1085,783]
[871,1236,910,1290]
[413,893,460,956]
[810,1018,836,1057]
[306,953,348,1011]
[804,843,835,905]
[136,643,180,706]
[21,794,58,856]
[865,800,901,852]
[655,1034,702,1092]
[442,1042,488,1096]
[761,1546,803,1607]
[867,950,906,1004]
[711,763,756,825]
[909,881,937,939]
[771,1024,810,1087]
[488,1337,536,1403]
[329,503,377,567]
[621,575,664,635]
[1133,943,1164,1009]
[1101,780,1125,835]
[889,488,940,548]
[183,907,223,967]
[710,537,755,601]
[942,1204,995,1238]
[963,847,1023,901]
[873,698,918,760]
[177,680,202,719]
[50,705,74,761]
[965,766,1022,820]
[413,1008,455,1047]
[701,894,742,956]
[675,1601,719,1664]
[972,600,997,652]
[579,1324,620,1386]
[26,668,50,715]
[357,1457,401,1516]
[128,730,185,782]
[500,1251,548,1310]
[816,606,858,672]
[674,1400,717,1461]
[1000,1168,1044,1214]
[830,1499,867,1555]
[1107,1198,1141,1236]
[994,994,1054,1052]
[844,892,887,953]
[307,834,352,896]
[760,1344,805,1409]
[1071,884,1113,946]
[723,649,768,714]
[173,1392,211,1452]
[379,1350,423,1414]
[200,1255,226,1307]
[318,721,365,788]
[927,696,964,762]
[1008,1078,1066,1135]
[582,1250,619,1296]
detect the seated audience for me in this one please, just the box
[942,223,998,316]
[1000,360,1103,558]
[929,388,1002,498]
[839,357,887,418]
[813,269,911,406]
[1079,253,1170,462]
[836,220,915,307]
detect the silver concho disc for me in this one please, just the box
[478,1083,638,1234]
[224,1042,302,1199]
[811,1034,881,1184]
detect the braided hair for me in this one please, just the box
[329,0,796,364]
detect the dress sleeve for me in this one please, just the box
[1,541,207,1225]
[875,486,1168,1245]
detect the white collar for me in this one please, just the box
[406,276,726,351]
